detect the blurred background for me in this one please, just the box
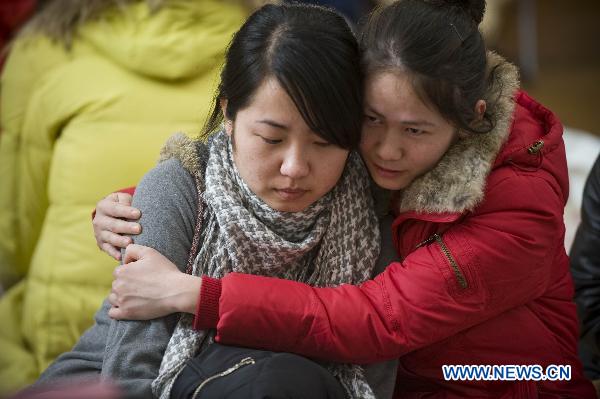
[480,0,600,249]
[487,0,600,135]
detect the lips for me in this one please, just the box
[372,162,403,178]
[275,188,308,200]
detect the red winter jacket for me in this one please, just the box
[195,56,595,398]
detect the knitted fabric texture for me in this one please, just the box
[152,131,381,399]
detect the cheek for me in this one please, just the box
[359,133,375,156]
[318,152,348,191]
[245,154,275,183]
[412,140,452,174]
[233,147,271,190]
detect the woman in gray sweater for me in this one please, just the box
[32,4,397,399]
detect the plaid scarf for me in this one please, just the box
[152,131,380,398]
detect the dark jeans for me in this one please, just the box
[171,344,346,399]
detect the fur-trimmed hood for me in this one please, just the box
[396,52,520,214]
[159,132,208,178]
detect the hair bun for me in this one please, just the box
[427,0,486,25]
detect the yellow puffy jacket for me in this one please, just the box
[0,1,246,393]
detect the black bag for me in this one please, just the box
[170,344,346,399]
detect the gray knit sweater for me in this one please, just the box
[35,157,398,399]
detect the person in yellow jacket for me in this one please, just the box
[0,0,249,394]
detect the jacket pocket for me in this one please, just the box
[191,357,256,399]
[171,344,264,399]
[417,233,468,290]
[434,233,468,289]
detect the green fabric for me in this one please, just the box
[0,1,246,394]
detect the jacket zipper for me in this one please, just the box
[434,233,468,289]
[191,357,256,399]
[414,235,436,249]
[416,233,468,289]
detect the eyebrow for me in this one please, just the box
[255,119,288,130]
[365,105,436,127]
[401,119,435,127]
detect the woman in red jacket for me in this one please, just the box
[95,0,595,397]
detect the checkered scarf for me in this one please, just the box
[152,131,380,399]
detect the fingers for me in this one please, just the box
[109,218,141,235]
[112,264,124,279]
[94,214,141,236]
[100,229,131,249]
[101,242,122,261]
[92,193,140,262]
[114,192,133,205]
[123,244,149,264]
[98,194,141,221]
[108,286,125,318]
[108,306,125,320]
[108,291,119,307]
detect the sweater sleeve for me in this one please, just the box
[100,157,198,398]
[35,299,113,385]
[33,158,198,396]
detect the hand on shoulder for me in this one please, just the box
[108,244,201,320]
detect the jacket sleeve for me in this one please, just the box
[570,154,600,379]
[211,168,565,364]
[100,158,198,397]
[0,37,69,287]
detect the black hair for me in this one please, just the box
[359,0,495,134]
[202,3,363,150]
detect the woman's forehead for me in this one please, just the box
[364,72,446,127]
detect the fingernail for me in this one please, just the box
[131,210,140,218]
[134,225,141,233]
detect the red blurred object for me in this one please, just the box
[0,0,37,69]
[10,378,123,399]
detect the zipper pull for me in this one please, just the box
[527,140,544,154]
[216,357,256,377]
[415,234,437,250]
[225,357,255,372]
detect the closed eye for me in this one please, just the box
[406,127,424,135]
[365,114,381,124]
[261,137,282,145]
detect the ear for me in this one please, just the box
[464,99,487,134]
[220,98,233,136]
[474,99,486,120]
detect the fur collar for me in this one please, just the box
[159,132,207,178]
[396,52,520,214]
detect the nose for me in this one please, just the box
[374,129,403,161]
[280,145,310,179]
